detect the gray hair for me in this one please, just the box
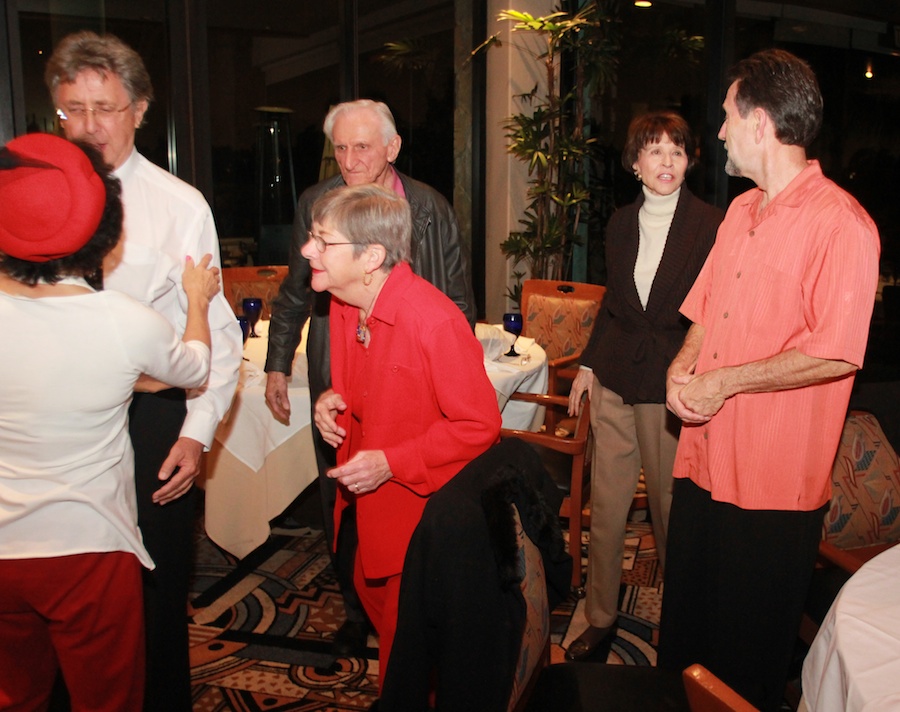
[310,184,411,270]
[323,100,398,146]
[45,31,154,107]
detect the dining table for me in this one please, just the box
[201,319,548,560]
[200,318,317,559]
[800,543,900,711]
[477,322,549,432]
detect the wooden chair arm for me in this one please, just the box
[507,392,569,408]
[683,664,758,711]
[817,540,865,575]
[499,429,586,454]
[548,353,581,371]
[818,540,897,575]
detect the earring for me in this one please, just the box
[363,271,373,287]
[634,171,642,182]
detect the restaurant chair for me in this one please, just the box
[522,662,689,711]
[682,664,758,712]
[521,662,755,712]
[520,279,605,423]
[798,410,900,645]
[381,439,571,712]
[500,280,604,595]
[221,265,289,320]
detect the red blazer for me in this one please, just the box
[329,263,501,579]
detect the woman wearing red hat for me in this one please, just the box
[0,133,218,711]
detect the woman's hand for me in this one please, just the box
[328,450,392,495]
[135,374,169,393]
[182,254,220,303]
[568,368,594,416]
[314,388,348,448]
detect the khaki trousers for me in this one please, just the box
[584,376,680,628]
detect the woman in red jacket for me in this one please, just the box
[307,184,501,688]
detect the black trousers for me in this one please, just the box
[312,424,367,625]
[129,390,196,712]
[658,478,825,712]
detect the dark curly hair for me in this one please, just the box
[0,140,123,289]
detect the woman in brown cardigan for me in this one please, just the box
[565,111,724,661]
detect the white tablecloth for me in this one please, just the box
[200,319,318,558]
[801,544,900,711]
[478,323,548,431]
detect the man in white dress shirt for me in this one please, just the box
[45,31,242,711]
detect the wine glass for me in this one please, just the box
[236,315,250,346]
[242,297,263,338]
[502,312,523,357]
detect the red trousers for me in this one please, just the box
[0,552,145,712]
[353,556,402,691]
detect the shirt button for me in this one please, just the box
[392,365,399,373]
[713,352,718,359]
[749,230,755,237]
[704,431,708,440]
[723,312,729,319]
[736,271,742,278]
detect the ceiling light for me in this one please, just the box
[634,1,652,6]
[865,59,874,80]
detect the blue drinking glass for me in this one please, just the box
[502,312,523,357]
[237,315,250,345]
[242,297,263,338]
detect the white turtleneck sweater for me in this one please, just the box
[634,186,680,309]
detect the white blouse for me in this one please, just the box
[0,284,210,567]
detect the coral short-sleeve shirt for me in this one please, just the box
[674,161,880,511]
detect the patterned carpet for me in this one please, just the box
[188,494,662,711]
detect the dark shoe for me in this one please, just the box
[565,624,616,661]
[332,619,370,657]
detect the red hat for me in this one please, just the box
[0,133,106,262]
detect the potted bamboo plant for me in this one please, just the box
[473,2,619,306]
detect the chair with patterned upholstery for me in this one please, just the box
[222,265,289,321]
[520,279,606,399]
[501,280,605,594]
[799,410,900,645]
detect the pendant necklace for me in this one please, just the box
[357,273,384,346]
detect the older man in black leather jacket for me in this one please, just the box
[264,99,475,656]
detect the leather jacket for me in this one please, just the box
[265,171,476,399]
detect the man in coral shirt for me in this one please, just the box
[658,49,880,711]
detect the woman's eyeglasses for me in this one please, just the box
[308,231,361,253]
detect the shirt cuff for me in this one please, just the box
[179,410,219,451]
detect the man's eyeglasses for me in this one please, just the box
[308,231,361,253]
[56,104,133,124]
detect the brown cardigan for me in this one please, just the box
[581,186,724,404]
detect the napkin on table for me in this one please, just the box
[475,323,515,361]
